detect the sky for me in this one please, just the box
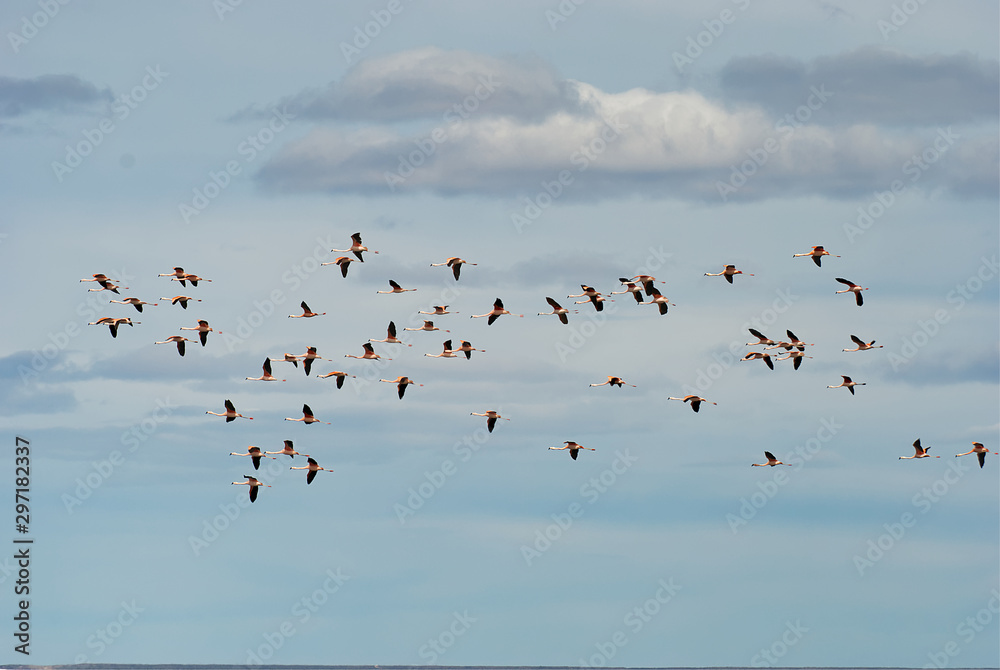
[1,0,998,666]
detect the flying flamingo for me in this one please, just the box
[424,340,459,359]
[775,350,812,370]
[549,441,595,460]
[377,280,416,294]
[591,376,636,388]
[629,275,664,296]
[317,370,356,388]
[835,278,868,306]
[177,273,211,287]
[206,399,253,422]
[266,440,308,459]
[87,280,127,294]
[321,256,359,278]
[705,264,753,284]
[667,395,717,413]
[79,273,119,285]
[232,475,270,502]
[745,328,777,347]
[109,297,156,312]
[471,298,523,325]
[246,358,286,382]
[454,341,484,359]
[289,301,325,318]
[332,232,379,261]
[285,403,330,425]
[752,451,789,467]
[843,335,883,352]
[575,293,613,312]
[955,442,996,468]
[899,439,939,460]
[88,317,138,338]
[157,267,187,284]
[268,353,301,369]
[345,343,390,361]
[538,297,577,324]
[418,306,456,315]
[403,320,448,333]
[379,376,423,399]
[611,280,644,304]
[228,447,274,470]
[742,351,774,370]
[160,295,201,309]
[792,245,840,267]
[827,375,865,394]
[642,287,674,315]
[767,330,814,352]
[299,346,327,376]
[567,285,600,299]
[430,257,476,280]
[370,321,412,346]
[470,410,509,433]
[290,457,333,484]
[154,335,194,356]
[179,319,217,346]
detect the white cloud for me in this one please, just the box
[254,67,997,201]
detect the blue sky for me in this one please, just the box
[2,0,998,666]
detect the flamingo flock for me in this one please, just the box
[82,233,991,504]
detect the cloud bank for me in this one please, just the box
[244,46,998,202]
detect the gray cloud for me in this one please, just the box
[718,47,1000,127]
[0,74,113,118]
[232,47,579,124]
